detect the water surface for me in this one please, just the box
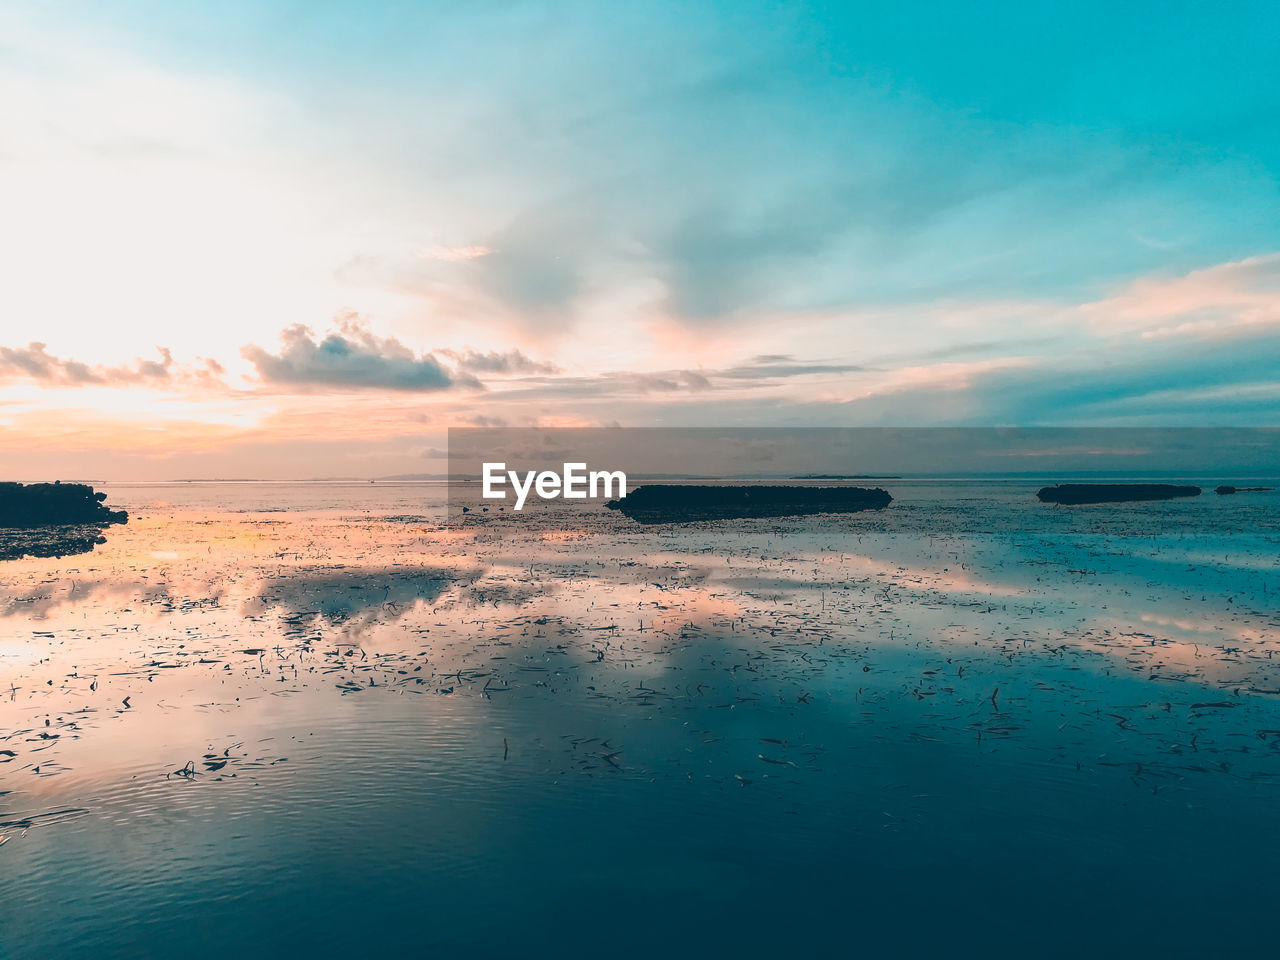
[2,480,1279,958]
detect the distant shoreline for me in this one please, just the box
[5,473,1279,485]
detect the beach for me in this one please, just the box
[2,479,1279,957]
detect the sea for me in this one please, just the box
[2,479,1278,958]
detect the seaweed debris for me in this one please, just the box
[0,526,110,562]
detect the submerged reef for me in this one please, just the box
[1036,483,1201,505]
[607,484,892,523]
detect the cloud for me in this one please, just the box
[818,327,1280,425]
[624,371,712,393]
[1084,253,1280,339]
[472,209,585,318]
[442,349,559,376]
[964,331,1280,424]
[0,342,223,387]
[417,245,492,262]
[242,319,480,392]
[717,355,863,380]
[470,352,862,403]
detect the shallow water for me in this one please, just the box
[2,480,1279,958]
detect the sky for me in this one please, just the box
[1,0,1278,479]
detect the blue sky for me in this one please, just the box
[1,1,1277,477]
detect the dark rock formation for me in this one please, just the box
[0,481,128,528]
[1036,483,1201,505]
[607,484,892,523]
[1214,485,1272,495]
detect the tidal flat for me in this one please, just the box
[2,480,1279,958]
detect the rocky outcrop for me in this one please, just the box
[1214,485,1272,495]
[607,484,892,523]
[1036,483,1201,505]
[0,482,128,528]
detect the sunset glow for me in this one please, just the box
[2,1,1276,478]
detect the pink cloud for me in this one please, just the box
[1084,253,1280,339]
